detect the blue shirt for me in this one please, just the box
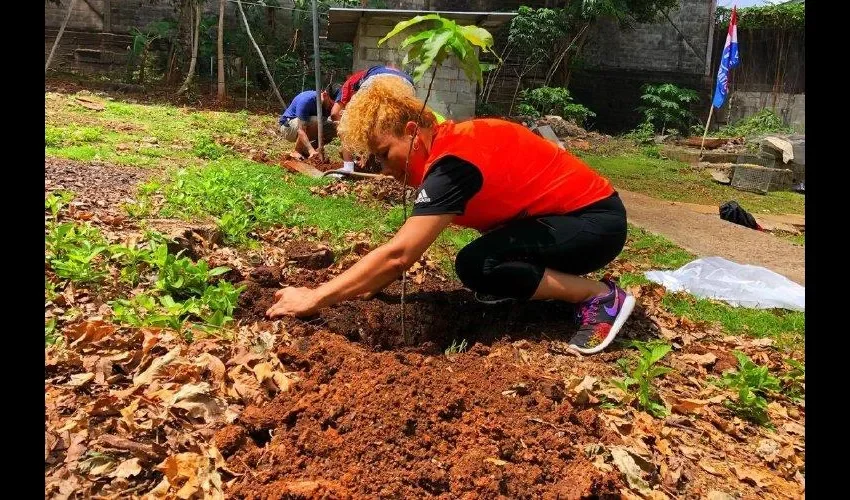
[280,91,321,124]
[361,65,413,87]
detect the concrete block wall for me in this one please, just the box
[45,0,106,31]
[352,15,477,120]
[717,92,805,132]
[581,0,714,77]
[45,0,179,34]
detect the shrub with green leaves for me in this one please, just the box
[517,86,596,126]
[45,191,75,219]
[147,242,230,298]
[717,109,794,138]
[193,135,229,160]
[612,340,673,417]
[637,83,699,136]
[715,351,781,426]
[45,222,110,284]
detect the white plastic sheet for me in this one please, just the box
[644,256,805,311]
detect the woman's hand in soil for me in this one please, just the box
[266,287,321,318]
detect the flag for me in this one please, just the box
[712,6,740,109]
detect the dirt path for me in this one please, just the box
[618,189,805,285]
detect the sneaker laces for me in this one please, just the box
[579,297,601,325]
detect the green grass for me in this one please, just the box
[614,226,804,350]
[579,153,805,216]
[45,92,297,169]
[144,158,403,246]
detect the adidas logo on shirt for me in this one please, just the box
[415,189,431,204]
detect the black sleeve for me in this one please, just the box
[411,156,483,216]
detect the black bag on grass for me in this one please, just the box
[719,201,761,230]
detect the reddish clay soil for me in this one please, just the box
[233,263,587,352]
[223,330,625,498]
[302,155,344,172]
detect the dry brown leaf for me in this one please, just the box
[671,395,725,415]
[148,476,172,497]
[65,431,88,465]
[252,362,274,384]
[65,320,115,346]
[749,338,775,348]
[158,449,225,500]
[655,438,673,456]
[94,357,113,385]
[169,383,228,422]
[707,491,736,500]
[732,465,771,488]
[699,461,724,476]
[160,452,205,498]
[46,431,60,461]
[81,454,117,476]
[784,422,805,436]
[142,328,163,356]
[610,447,653,496]
[678,445,701,460]
[120,398,140,430]
[196,353,227,393]
[227,365,264,404]
[568,376,600,405]
[68,372,95,387]
[58,412,88,433]
[272,371,299,393]
[110,457,142,479]
[662,456,682,489]
[679,353,717,366]
[134,347,182,386]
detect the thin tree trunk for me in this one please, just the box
[508,73,524,116]
[563,28,591,89]
[177,2,201,95]
[138,44,148,84]
[217,0,226,100]
[46,0,79,73]
[236,0,286,107]
[483,45,512,103]
[544,22,590,87]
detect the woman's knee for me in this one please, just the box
[454,244,487,289]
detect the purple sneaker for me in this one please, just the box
[569,279,636,354]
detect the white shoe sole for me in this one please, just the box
[571,294,636,355]
[473,293,515,305]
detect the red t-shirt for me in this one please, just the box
[408,119,615,232]
[337,69,368,107]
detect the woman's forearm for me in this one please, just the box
[313,243,410,308]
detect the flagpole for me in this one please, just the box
[699,105,715,160]
[701,4,738,161]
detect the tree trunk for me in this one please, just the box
[177,2,201,95]
[217,0,226,100]
[508,74,523,116]
[562,29,590,89]
[236,0,286,107]
[46,0,79,73]
[483,45,512,104]
[544,22,590,87]
[138,44,148,84]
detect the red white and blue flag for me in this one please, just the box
[712,6,740,109]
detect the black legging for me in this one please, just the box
[454,193,627,300]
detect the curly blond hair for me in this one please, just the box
[337,76,437,157]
